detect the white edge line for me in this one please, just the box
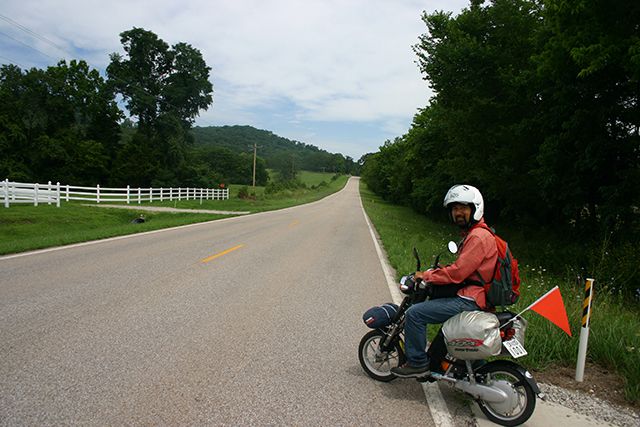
[358,185,455,427]
[0,178,350,261]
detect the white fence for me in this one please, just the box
[1,179,229,208]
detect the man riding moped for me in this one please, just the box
[391,184,498,378]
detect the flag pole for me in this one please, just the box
[499,285,560,329]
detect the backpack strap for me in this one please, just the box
[467,222,498,286]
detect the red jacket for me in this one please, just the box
[422,219,497,309]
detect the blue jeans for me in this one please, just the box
[404,297,480,367]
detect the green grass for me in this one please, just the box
[0,203,230,255]
[359,182,640,405]
[126,173,347,213]
[298,170,340,187]
[0,173,348,255]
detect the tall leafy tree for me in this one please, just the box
[533,0,640,230]
[0,61,121,184]
[107,28,213,186]
[412,0,543,222]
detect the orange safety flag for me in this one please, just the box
[526,286,572,336]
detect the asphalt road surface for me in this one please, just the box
[0,177,442,426]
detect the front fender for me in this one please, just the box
[476,360,541,395]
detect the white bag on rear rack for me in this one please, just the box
[442,311,502,360]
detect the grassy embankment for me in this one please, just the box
[359,182,639,405]
[0,172,348,255]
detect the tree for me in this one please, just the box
[412,0,543,222]
[0,61,120,184]
[107,28,213,186]
[532,0,640,231]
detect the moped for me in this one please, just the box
[358,243,540,426]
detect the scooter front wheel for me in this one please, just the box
[358,329,404,382]
[475,362,536,426]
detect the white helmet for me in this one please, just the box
[443,185,484,222]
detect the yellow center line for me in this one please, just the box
[289,220,300,228]
[201,244,244,263]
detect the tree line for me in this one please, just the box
[0,27,356,189]
[361,0,639,293]
[192,125,360,179]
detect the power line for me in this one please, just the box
[0,29,60,62]
[0,14,131,93]
[0,54,25,68]
[0,13,67,55]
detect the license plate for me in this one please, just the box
[503,338,527,358]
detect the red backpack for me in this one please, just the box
[476,224,521,307]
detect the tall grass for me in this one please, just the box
[360,182,640,404]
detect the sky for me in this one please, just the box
[1,0,470,160]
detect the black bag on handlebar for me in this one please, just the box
[362,303,399,329]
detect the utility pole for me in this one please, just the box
[249,143,262,187]
[252,143,257,187]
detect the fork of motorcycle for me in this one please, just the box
[381,322,401,349]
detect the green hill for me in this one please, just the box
[191,125,358,175]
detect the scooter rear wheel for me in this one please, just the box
[475,363,536,426]
[358,329,404,382]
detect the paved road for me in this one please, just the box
[0,177,443,426]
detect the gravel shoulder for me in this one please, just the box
[534,363,639,427]
[538,382,639,427]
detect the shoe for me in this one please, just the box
[391,363,430,378]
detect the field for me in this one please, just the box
[0,172,347,255]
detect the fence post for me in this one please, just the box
[34,183,39,206]
[178,187,182,201]
[47,181,52,205]
[96,184,100,203]
[160,187,164,202]
[149,187,152,203]
[56,182,61,207]
[3,179,8,208]
[66,184,69,202]
[138,187,141,204]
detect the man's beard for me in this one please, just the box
[454,216,468,226]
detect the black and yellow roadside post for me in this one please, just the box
[575,278,594,382]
